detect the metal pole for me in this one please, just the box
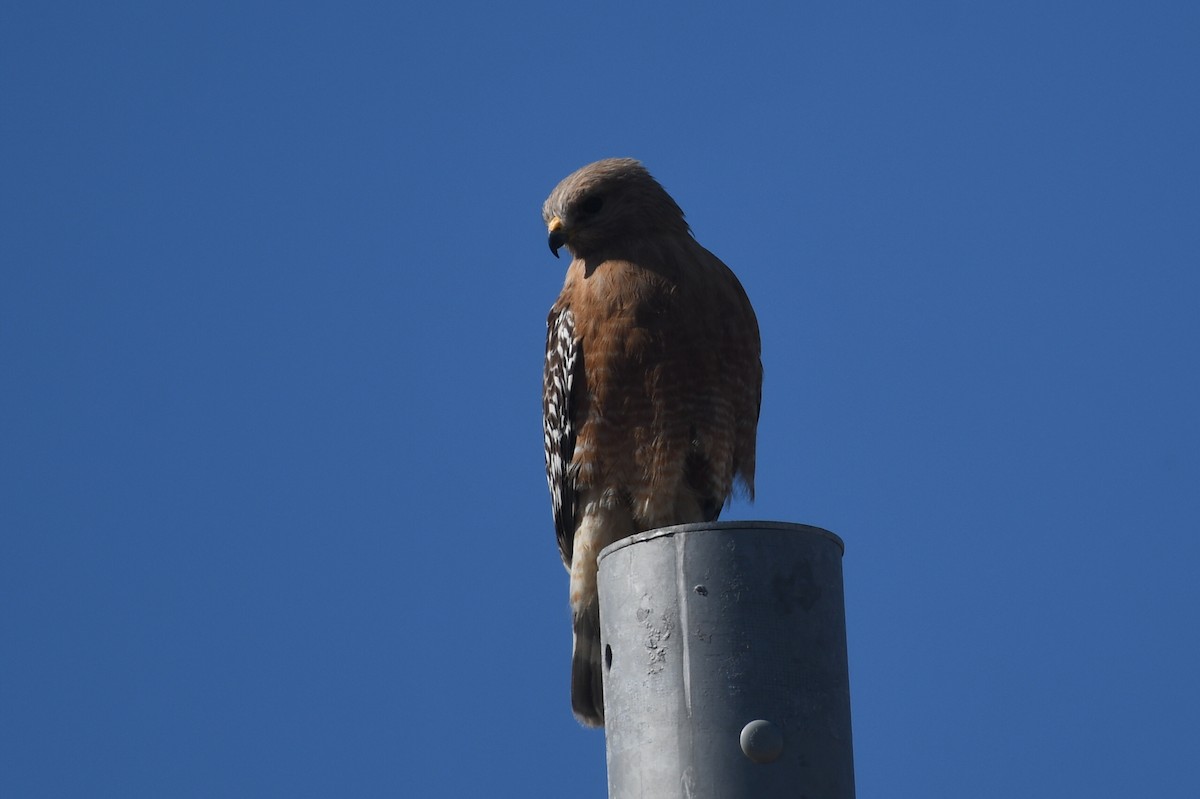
[598,521,855,799]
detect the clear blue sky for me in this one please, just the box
[3,2,1198,796]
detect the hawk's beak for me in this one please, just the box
[547,216,567,258]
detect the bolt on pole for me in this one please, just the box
[597,521,855,799]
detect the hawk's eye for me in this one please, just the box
[579,195,604,215]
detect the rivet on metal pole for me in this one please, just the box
[598,521,855,799]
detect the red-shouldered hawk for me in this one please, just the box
[542,158,761,727]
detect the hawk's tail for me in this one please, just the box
[571,601,605,727]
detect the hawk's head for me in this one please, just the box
[542,158,689,260]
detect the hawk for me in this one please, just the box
[541,158,761,726]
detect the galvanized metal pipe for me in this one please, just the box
[598,521,855,798]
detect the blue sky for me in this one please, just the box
[2,1,1198,796]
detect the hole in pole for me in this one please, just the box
[604,644,612,671]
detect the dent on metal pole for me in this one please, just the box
[598,521,854,799]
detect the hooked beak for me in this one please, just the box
[547,216,567,258]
